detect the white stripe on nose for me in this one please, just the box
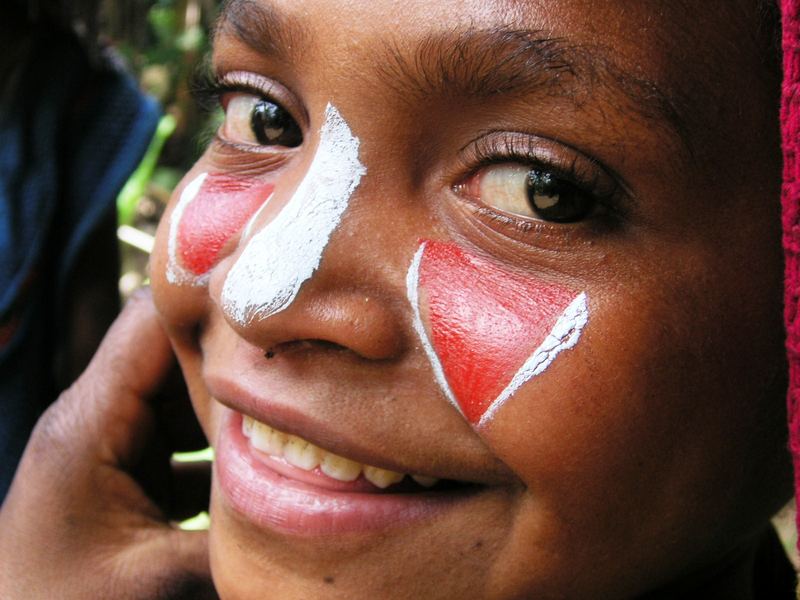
[221,104,367,325]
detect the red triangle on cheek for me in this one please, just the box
[177,175,274,275]
[417,241,581,425]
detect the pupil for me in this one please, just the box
[251,101,302,147]
[526,169,593,223]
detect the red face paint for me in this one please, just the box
[413,240,586,425]
[177,174,274,275]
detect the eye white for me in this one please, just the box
[478,164,536,218]
[222,94,260,144]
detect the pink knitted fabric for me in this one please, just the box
[783,0,800,543]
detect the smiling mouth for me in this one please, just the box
[242,415,444,490]
[215,409,481,536]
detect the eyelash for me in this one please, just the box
[192,71,264,112]
[456,134,626,227]
[191,71,248,152]
[192,72,626,233]
[191,70,306,153]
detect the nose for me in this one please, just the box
[213,283,403,361]
[209,104,406,362]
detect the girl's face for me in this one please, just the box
[151,1,790,597]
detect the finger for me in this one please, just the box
[82,286,174,401]
[0,289,217,600]
[123,529,217,600]
[165,530,213,585]
[37,288,175,467]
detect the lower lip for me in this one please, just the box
[215,411,474,536]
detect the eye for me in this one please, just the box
[221,93,302,148]
[463,163,596,223]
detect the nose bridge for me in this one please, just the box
[213,102,404,360]
[220,103,366,327]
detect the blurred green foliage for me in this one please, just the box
[117,114,176,226]
[113,0,219,174]
[111,0,221,294]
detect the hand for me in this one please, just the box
[0,290,216,599]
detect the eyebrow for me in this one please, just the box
[215,1,690,155]
[376,26,690,153]
[215,0,309,64]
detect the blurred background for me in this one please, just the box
[108,0,221,528]
[10,0,223,296]
[1,0,221,523]
[100,0,221,297]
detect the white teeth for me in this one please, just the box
[363,466,404,489]
[242,415,254,438]
[283,435,323,471]
[250,421,287,456]
[320,453,362,482]
[411,474,439,488]
[242,414,435,487]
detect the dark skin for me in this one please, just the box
[147,0,792,598]
[0,1,790,599]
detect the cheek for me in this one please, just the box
[172,173,274,279]
[409,241,588,426]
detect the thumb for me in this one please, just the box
[117,529,217,600]
[0,290,215,600]
[28,287,174,474]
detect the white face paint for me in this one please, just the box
[405,243,462,416]
[221,104,366,324]
[478,292,588,427]
[405,240,589,428]
[167,172,208,286]
[240,192,274,242]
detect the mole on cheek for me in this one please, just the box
[407,241,588,426]
[171,173,274,280]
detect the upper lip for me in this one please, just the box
[204,371,514,486]
[207,373,438,476]
[199,330,520,486]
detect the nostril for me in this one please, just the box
[264,339,349,359]
[213,282,405,362]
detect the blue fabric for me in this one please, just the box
[0,28,160,499]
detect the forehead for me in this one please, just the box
[214,1,765,145]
